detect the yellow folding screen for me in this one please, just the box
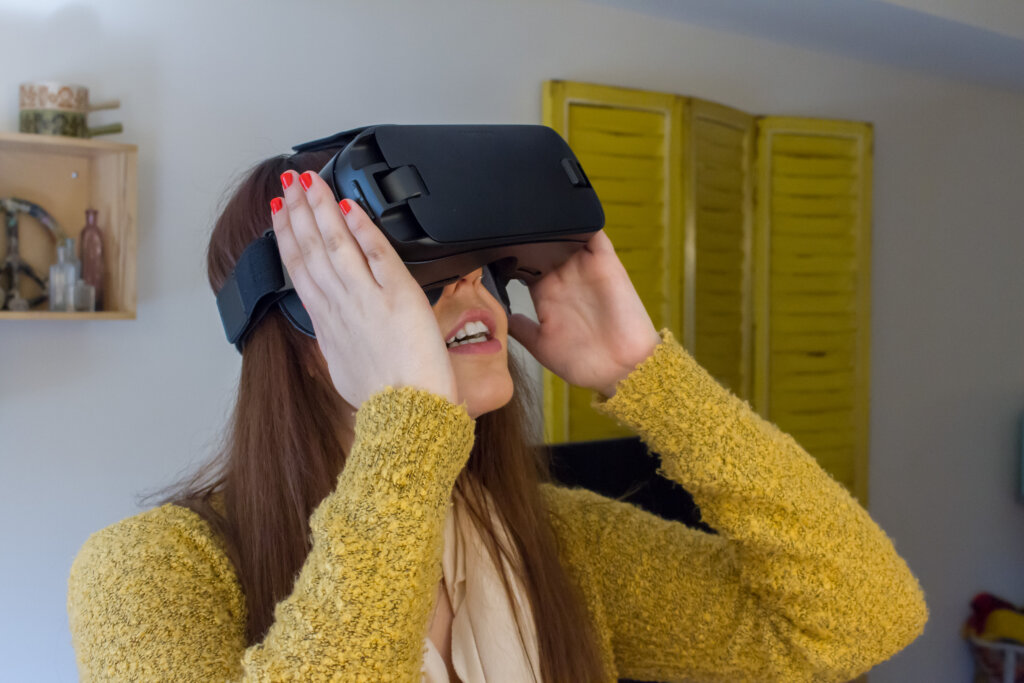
[542,81,684,443]
[542,81,755,443]
[684,100,755,401]
[542,82,872,505]
[754,117,873,505]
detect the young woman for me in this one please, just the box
[68,148,928,682]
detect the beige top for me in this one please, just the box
[421,486,541,683]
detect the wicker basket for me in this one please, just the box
[969,637,1024,683]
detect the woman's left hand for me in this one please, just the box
[507,229,661,397]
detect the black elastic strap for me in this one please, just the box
[216,232,289,352]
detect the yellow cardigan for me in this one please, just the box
[67,329,927,682]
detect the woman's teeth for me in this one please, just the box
[447,333,488,348]
[446,320,490,347]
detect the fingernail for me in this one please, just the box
[280,172,293,190]
[270,197,283,215]
[339,199,352,215]
[299,171,313,191]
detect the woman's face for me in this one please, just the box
[431,267,513,419]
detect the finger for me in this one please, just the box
[270,194,327,310]
[337,197,416,290]
[279,170,347,296]
[297,171,378,290]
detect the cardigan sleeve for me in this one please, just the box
[540,328,927,683]
[67,385,475,682]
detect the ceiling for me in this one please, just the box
[881,0,1024,40]
[589,0,1024,92]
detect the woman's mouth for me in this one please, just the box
[444,309,500,354]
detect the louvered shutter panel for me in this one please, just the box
[754,118,873,504]
[542,81,684,443]
[684,99,755,401]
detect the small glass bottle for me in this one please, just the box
[79,209,104,310]
[49,238,77,311]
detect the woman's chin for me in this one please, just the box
[459,376,514,419]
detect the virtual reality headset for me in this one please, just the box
[217,124,605,352]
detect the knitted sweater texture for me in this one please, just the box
[67,329,927,682]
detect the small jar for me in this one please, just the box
[73,279,96,312]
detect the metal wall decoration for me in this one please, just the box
[0,197,66,311]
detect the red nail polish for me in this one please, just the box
[299,172,313,191]
[339,199,352,215]
[270,197,283,215]
[280,172,293,189]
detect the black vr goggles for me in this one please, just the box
[217,124,605,352]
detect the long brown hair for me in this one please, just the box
[146,150,608,682]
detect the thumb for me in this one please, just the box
[508,313,540,354]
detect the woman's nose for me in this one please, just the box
[452,268,484,289]
[436,268,484,302]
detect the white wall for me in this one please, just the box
[2,1,1023,681]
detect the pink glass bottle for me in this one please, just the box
[79,208,104,310]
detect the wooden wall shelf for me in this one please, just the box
[0,131,138,318]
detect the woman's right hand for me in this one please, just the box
[271,169,460,410]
